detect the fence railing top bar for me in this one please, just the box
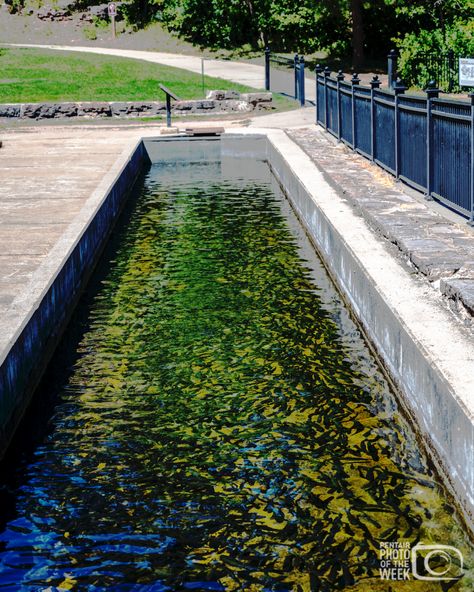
[373,87,395,97]
[432,95,472,108]
[339,80,352,89]
[354,87,371,96]
[398,94,426,104]
[270,55,295,65]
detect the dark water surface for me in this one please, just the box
[0,146,472,591]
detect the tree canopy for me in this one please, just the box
[127,0,474,69]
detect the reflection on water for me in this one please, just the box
[0,152,472,591]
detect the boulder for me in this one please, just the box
[240,92,272,105]
[193,100,217,110]
[173,101,195,111]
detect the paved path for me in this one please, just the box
[0,125,148,316]
[5,43,316,102]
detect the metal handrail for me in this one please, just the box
[159,84,180,127]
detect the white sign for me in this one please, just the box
[108,2,117,17]
[459,57,474,87]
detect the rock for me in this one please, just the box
[0,105,20,118]
[89,4,108,18]
[110,102,165,117]
[173,101,195,111]
[240,92,272,104]
[36,7,71,20]
[206,90,242,101]
[77,102,112,117]
[224,100,253,112]
[193,100,217,110]
[21,104,44,118]
[0,96,259,119]
[440,278,474,315]
[206,90,226,100]
[224,90,240,100]
[54,103,78,117]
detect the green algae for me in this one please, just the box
[0,154,472,592]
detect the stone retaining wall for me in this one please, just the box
[0,91,273,120]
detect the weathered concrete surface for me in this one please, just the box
[288,126,474,323]
[0,128,142,314]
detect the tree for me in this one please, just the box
[350,0,364,68]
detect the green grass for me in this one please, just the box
[0,47,295,111]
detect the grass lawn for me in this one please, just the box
[0,48,296,110]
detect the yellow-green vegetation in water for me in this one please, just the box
[0,157,471,591]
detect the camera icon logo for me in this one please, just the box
[411,544,464,581]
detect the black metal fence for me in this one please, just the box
[265,48,306,105]
[316,67,474,222]
[410,50,459,93]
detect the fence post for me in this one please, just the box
[315,64,323,125]
[425,80,439,201]
[470,92,474,225]
[393,77,406,179]
[351,72,360,149]
[324,67,331,130]
[370,75,381,161]
[265,47,270,91]
[299,55,305,106]
[294,54,299,100]
[387,49,398,89]
[448,49,455,93]
[336,70,344,141]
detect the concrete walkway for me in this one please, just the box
[5,43,316,102]
[0,126,152,318]
[289,126,474,319]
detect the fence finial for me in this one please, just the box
[336,70,345,82]
[315,64,324,74]
[393,77,406,94]
[425,80,439,99]
[370,74,381,89]
[323,66,331,77]
[351,72,360,85]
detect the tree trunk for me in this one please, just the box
[244,0,266,48]
[351,0,364,69]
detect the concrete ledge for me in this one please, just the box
[288,128,474,325]
[248,128,474,530]
[0,138,150,455]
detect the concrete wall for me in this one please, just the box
[0,140,149,454]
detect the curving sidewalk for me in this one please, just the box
[4,43,316,102]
